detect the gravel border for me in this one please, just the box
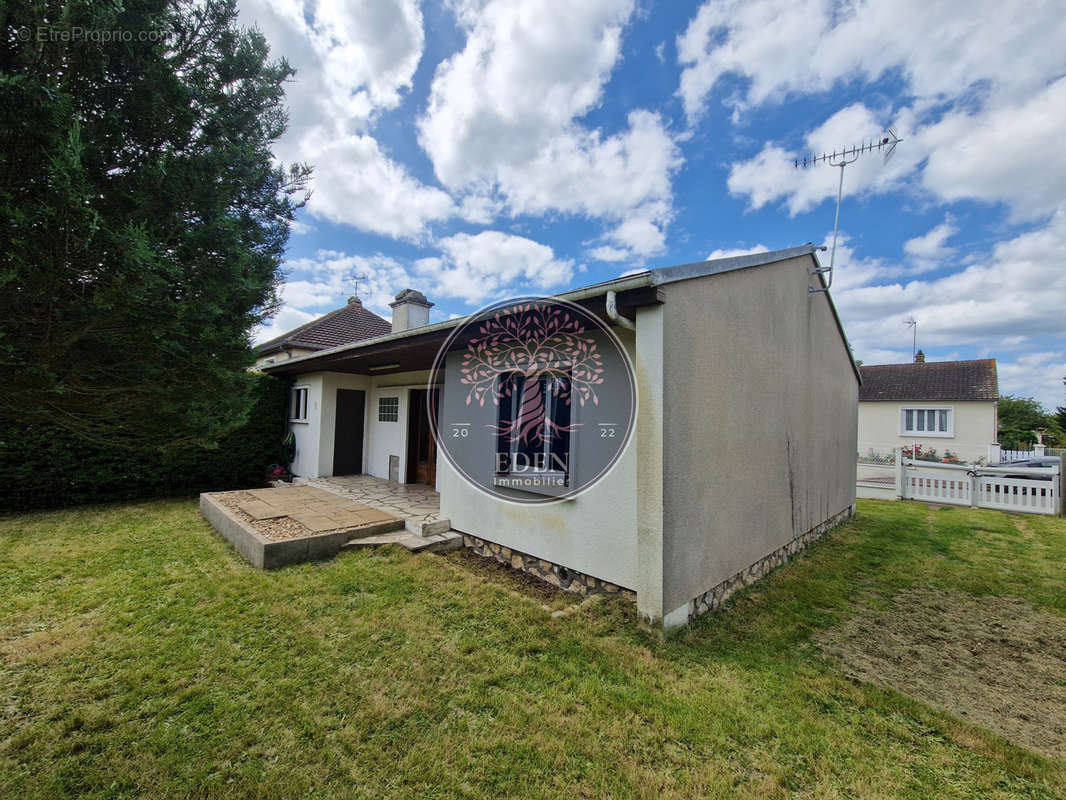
[212,490,347,541]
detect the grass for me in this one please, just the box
[1,498,1065,798]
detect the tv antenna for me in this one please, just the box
[345,271,371,299]
[795,127,902,294]
[904,316,917,359]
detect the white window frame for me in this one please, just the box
[289,385,309,423]
[378,396,399,422]
[900,405,953,437]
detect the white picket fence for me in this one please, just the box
[901,458,1060,515]
[998,448,1036,462]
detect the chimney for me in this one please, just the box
[914,349,925,363]
[389,288,433,333]
[347,295,362,310]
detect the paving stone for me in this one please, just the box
[288,513,341,532]
[236,501,291,520]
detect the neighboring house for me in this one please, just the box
[253,295,393,369]
[261,245,859,627]
[857,353,999,463]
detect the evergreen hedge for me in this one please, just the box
[1,374,291,512]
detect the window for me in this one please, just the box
[290,386,309,422]
[900,406,952,437]
[378,396,399,422]
[495,372,571,487]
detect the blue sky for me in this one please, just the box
[240,0,1066,409]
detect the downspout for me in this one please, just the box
[605,290,636,330]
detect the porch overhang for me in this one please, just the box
[261,282,664,377]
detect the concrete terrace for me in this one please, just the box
[295,474,450,537]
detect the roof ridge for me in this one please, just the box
[255,302,390,353]
[862,357,996,368]
[858,358,998,402]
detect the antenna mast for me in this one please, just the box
[795,128,901,294]
[904,316,917,359]
[346,271,370,299]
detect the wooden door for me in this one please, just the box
[407,389,438,485]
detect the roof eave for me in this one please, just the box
[260,243,862,385]
[261,272,658,373]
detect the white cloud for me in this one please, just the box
[676,0,1066,121]
[726,77,1066,227]
[418,0,682,259]
[590,246,631,263]
[997,353,1066,409]
[303,132,455,239]
[685,1,1066,235]
[918,78,1066,221]
[254,306,316,344]
[706,244,769,260]
[279,279,338,309]
[433,231,575,304]
[836,210,1066,407]
[279,250,420,318]
[258,231,576,343]
[420,0,633,187]
[240,0,425,138]
[903,218,956,271]
[726,103,908,215]
[239,0,457,239]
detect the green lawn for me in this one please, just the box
[2,499,1065,799]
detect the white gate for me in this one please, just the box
[977,474,1059,514]
[902,464,972,506]
[900,458,1060,516]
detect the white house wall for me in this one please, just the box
[287,369,434,481]
[315,373,372,478]
[364,370,435,483]
[437,329,641,590]
[288,373,324,479]
[857,400,997,462]
[365,386,409,481]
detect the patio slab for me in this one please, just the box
[298,474,451,535]
[200,487,405,568]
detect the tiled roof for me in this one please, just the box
[858,359,998,401]
[255,298,391,354]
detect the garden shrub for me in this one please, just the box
[0,374,291,512]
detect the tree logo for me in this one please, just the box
[429,296,636,504]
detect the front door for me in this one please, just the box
[407,389,438,485]
[332,389,365,475]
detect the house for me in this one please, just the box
[260,245,859,627]
[857,353,999,463]
[253,295,392,369]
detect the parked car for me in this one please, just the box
[996,456,1061,480]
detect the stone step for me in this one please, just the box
[344,518,405,540]
[406,530,463,553]
[404,517,452,536]
[341,529,464,554]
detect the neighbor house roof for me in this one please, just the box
[858,359,998,402]
[255,297,391,355]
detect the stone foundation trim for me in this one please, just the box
[688,505,854,620]
[461,535,632,597]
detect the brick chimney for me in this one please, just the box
[389,289,433,333]
[347,295,362,310]
[914,349,925,363]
